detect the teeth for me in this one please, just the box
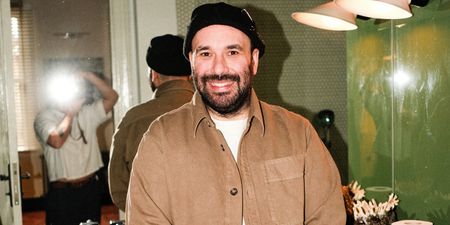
[212,82,228,87]
[210,80,233,87]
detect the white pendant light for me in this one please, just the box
[291,1,357,31]
[335,0,412,19]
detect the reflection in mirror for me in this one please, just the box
[11,0,119,224]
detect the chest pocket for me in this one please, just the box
[264,156,305,225]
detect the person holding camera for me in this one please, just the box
[34,71,118,225]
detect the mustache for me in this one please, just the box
[201,74,240,83]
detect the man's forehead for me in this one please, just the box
[192,25,251,48]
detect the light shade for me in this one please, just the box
[291,2,357,31]
[336,0,412,19]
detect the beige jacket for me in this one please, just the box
[108,80,194,211]
[127,89,345,225]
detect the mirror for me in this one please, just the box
[10,0,119,224]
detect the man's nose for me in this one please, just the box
[212,55,227,75]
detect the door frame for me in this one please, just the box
[0,0,23,224]
[109,0,140,124]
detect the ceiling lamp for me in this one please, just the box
[335,0,412,19]
[291,2,357,31]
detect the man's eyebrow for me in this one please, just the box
[195,45,210,52]
[194,44,243,52]
[227,44,243,50]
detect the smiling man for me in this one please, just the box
[191,24,256,119]
[126,2,345,225]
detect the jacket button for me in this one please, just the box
[230,188,238,196]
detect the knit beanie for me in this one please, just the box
[146,34,191,76]
[183,2,265,59]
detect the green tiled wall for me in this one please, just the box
[347,1,450,223]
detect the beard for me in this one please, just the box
[149,72,157,92]
[193,65,253,116]
[150,81,157,92]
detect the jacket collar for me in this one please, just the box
[154,80,195,98]
[192,88,265,137]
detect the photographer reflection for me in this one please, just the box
[34,71,118,225]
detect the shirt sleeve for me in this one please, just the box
[108,121,129,211]
[126,122,172,225]
[33,110,60,145]
[78,99,110,127]
[304,122,346,225]
[109,113,152,211]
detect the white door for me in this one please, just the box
[0,0,23,224]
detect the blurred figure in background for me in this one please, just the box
[34,71,118,225]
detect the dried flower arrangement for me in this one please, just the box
[342,181,399,225]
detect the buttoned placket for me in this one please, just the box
[237,139,250,225]
[236,118,262,225]
[207,118,244,225]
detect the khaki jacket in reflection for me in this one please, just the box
[108,80,194,211]
[127,89,346,225]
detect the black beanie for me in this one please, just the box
[183,2,265,59]
[146,34,191,76]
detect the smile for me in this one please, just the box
[208,80,235,92]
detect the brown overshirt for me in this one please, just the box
[127,89,345,225]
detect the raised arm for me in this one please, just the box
[46,113,73,148]
[81,71,118,113]
[45,97,84,149]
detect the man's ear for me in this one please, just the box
[150,70,155,81]
[189,51,194,63]
[189,51,195,71]
[251,48,259,75]
[153,71,161,83]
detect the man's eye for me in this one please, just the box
[199,52,210,57]
[229,50,239,55]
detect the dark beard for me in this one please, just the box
[151,81,156,92]
[195,72,252,117]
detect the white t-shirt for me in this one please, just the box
[212,117,248,161]
[34,100,110,181]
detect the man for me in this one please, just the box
[34,71,118,225]
[108,34,194,212]
[127,2,345,225]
